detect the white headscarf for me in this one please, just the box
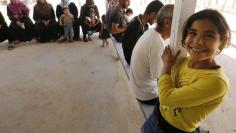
[59,0,70,7]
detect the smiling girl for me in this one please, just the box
[141,9,231,133]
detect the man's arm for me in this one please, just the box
[110,10,127,34]
[111,23,126,34]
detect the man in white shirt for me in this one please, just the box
[130,5,174,105]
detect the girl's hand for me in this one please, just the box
[162,46,180,74]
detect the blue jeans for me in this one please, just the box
[141,105,165,133]
[63,24,74,38]
[141,105,201,133]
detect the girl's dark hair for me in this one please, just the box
[182,9,231,51]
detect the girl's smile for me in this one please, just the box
[184,19,224,68]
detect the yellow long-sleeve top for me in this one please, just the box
[158,57,229,132]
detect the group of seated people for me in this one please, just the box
[0,0,102,50]
[107,0,231,133]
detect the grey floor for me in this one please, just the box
[0,37,144,133]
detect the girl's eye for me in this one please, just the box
[205,34,215,38]
[187,31,196,36]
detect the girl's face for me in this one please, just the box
[63,8,69,13]
[90,12,95,17]
[11,0,18,4]
[110,0,118,6]
[38,0,44,3]
[184,19,223,63]
[62,0,68,3]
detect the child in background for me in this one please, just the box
[125,8,133,23]
[85,8,100,41]
[142,9,231,133]
[100,15,110,47]
[59,6,74,42]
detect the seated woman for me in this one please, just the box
[56,0,81,41]
[84,8,101,41]
[7,0,35,50]
[33,0,59,43]
[0,11,8,43]
[79,0,101,42]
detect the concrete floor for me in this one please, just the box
[0,38,145,133]
[0,36,235,133]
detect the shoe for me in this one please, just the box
[83,38,88,42]
[8,45,14,50]
[195,127,209,133]
[57,36,66,43]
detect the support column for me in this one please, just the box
[105,0,108,11]
[169,0,197,58]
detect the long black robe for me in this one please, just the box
[79,4,101,40]
[0,12,8,43]
[33,4,59,42]
[7,5,35,43]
